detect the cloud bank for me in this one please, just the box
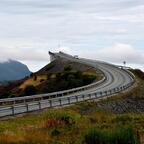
[0,0,143,71]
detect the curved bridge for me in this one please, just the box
[0,52,135,117]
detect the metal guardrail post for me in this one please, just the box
[26,104,29,112]
[39,102,41,110]
[76,96,78,102]
[113,88,116,93]
[67,97,70,104]
[95,93,97,98]
[89,94,91,99]
[12,106,15,115]
[49,100,52,107]
[109,90,111,95]
[100,92,102,96]
[82,95,85,100]
[59,99,62,106]
[105,91,107,96]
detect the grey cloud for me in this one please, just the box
[0,0,143,71]
[0,0,144,14]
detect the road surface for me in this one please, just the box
[0,52,135,117]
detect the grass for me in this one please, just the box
[21,67,99,90]
[84,126,139,144]
[0,69,143,143]
[19,75,47,89]
[0,102,143,144]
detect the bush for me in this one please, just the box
[40,79,45,83]
[51,128,61,136]
[56,73,62,81]
[60,113,75,126]
[39,66,96,93]
[24,85,36,96]
[114,115,133,123]
[131,69,144,80]
[68,79,83,88]
[44,118,65,128]
[74,71,83,79]
[82,74,96,85]
[47,73,52,80]
[0,92,11,99]
[63,65,72,72]
[84,126,139,144]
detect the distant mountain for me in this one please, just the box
[0,60,31,81]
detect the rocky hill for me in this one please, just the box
[0,57,100,98]
[37,57,97,74]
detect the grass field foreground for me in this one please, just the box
[0,102,143,143]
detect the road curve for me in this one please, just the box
[56,52,133,94]
[0,52,135,117]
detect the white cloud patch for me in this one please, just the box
[98,43,144,64]
[0,0,143,71]
[81,43,144,66]
[0,47,49,62]
[0,43,143,72]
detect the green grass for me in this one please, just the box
[84,126,139,144]
[0,103,143,144]
[0,70,143,143]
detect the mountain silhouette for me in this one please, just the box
[0,60,31,81]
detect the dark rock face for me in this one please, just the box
[0,60,31,81]
[97,98,144,114]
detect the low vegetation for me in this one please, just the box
[39,65,97,93]
[0,103,143,144]
[84,126,139,144]
[19,75,47,89]
[0,65,98,98]
[130,69,144,80]
[0,67,143,143]
[23,85,36,96]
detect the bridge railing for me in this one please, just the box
[0,52,107,106]
[0,75,106,105]
[0,52,135,117]
[0,80,134,118]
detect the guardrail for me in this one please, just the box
[0,52,107,106]
[0,73,106,106]
[0,80,134,118]
[0,52,135,118]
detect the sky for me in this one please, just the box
[0,0,144,71]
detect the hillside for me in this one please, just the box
[0,60,31,82]
[20,57,100,96]
[0,57,101,98]
[0,60,144,143]
[37,57,99,74]
[0,69,143,143]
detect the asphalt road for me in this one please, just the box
[56,52,133,93]
[0,52,134,117]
